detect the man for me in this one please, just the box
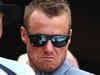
[0,0,35,75]
[20,0,94,75]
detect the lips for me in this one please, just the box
[41,56,56,61]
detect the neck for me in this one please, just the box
[29,61,39,74]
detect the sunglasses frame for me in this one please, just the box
[26,30,70,48]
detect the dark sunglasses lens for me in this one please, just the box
[52,36,69,47]
[29,35,47,47]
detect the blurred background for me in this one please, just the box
[0,0,100,74]
[69,0,100,74]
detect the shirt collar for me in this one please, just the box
[52,59,72,75]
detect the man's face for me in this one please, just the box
[21,10,70,72]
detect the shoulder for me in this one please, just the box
[0,64,16,75]
[65,66,95,75]
[0,57,35,75]
[52,59,95,75]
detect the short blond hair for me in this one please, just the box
[24,0,71,29]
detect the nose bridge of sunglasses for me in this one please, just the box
[45,39,54,48]
[41,35,51,44]
[45,35,53,44]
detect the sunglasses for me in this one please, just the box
[27,33,70,48]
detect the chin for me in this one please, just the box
[38,62,58,72]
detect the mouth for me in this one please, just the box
[41,56,56,61]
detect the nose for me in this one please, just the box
[43,40,54,54]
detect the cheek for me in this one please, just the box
[57,48,67,61]
[27,45,38,59]
[27,44,43,62]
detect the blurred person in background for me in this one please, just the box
[0,0,35,74]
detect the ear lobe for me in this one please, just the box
[20,26,28,44]
[0,24,2,38]
[68,29,72,45]
[69,29,72,39]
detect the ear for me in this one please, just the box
[68,29,72,45]
[0,24,2,38]
[20,26,28,44]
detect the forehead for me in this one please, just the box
[28,10,70,34]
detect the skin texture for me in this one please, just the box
[20,10,71,73]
